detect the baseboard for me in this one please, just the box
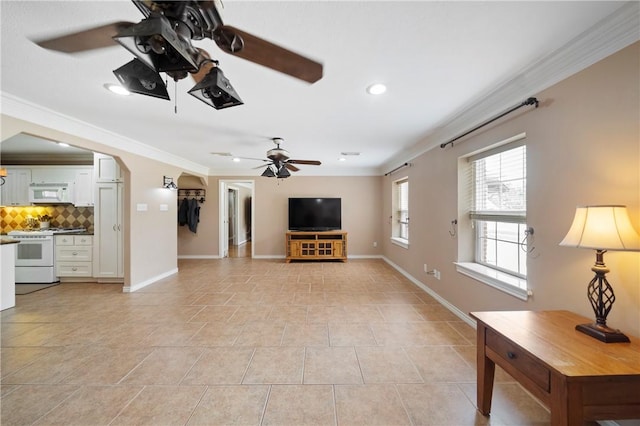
[123,268,178,292]
[177,255,218,259]
[348,255,384,259]
[381,256,476,328]
[252,255,285,259]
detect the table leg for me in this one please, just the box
[476,323,495,415]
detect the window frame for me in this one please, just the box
[455,133,530,300]
[391,176,409,249]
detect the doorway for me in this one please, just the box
[219,180,255,258]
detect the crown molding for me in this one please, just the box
[380,1,640,174]
[1,92,209,176]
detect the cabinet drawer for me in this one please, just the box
[56,235,75,245]
[57,262,92,277]
[73,235,92,245]
[486,328,550,392]
[56,246,92,261]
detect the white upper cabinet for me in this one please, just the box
[0,167,31,206]
[94,153,123,182]
[74,168,94,207]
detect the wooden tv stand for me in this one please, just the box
[285,231,347,263]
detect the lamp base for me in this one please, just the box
[576,323,630,343]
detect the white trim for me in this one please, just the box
[1,93,208,176]
[381,256,476,328]
[122,268,178,293]
[177,255,218,259]
[390,237,409,249]
[218,179,256,260]
[455,262,530,301]
[348,255,384,259]
[380,2,640,173]
[252,255,285,259]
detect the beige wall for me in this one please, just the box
[1,115,184,289]
[382,42,640,335]
[177,176,383,258]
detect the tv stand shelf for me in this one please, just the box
[286,231,347,263]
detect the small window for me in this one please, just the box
[391,177,409,247]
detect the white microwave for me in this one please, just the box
[29,182,73,204]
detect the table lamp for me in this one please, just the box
[560,205,640,343]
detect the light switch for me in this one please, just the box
[136,203,148,211]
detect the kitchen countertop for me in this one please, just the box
[0,238,20,245]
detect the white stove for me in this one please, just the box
[8,228,86,283]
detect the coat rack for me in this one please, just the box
[177,188,206,203]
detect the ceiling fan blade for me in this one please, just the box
[285,163,300,172]
[214,25,323,83]
[253,163,273,170]
[237,157,270,162]
[287,159,321,166]
[35,21,135,53]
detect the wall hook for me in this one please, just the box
[449,219,458,238]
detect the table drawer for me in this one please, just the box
[486,328,550,392]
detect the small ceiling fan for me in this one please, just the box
[33,0,323,109]
[214,137,321,178]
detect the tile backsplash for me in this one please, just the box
[1,205,94,233]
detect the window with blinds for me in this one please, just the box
[392,177,409,243]
[470,143,527,277]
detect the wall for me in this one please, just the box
[382,42,640,336]
[177,175,383,258]
[1,115,185,290]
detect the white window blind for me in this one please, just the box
[395,178,409,240]
[470,144,527,277]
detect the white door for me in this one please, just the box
[221,183,229,258]
[95,182,123,277]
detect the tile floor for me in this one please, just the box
[1,259,551,425]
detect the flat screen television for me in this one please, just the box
[288,198,341,231]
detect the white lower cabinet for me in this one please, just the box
[55,235,93,278]
[94,183,124,279]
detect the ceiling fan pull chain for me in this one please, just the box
[174,78,179,114]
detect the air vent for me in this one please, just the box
[211,152,233,156]
[340,152,360,156]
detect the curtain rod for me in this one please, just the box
[384,162,410,176]
[440,97,539,149]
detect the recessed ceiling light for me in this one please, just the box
[366,83,387,95]
[232,157,241,162]
[104,83,131,96]
[339,157,346,162]
[57,142,70,148]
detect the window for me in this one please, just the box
[456,135,529,300]
[391,177,409,247]
[471,144,527,277]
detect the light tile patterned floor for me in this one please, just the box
[1,259,550,425]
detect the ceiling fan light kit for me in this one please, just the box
[188,66,243,109]
[113,58,170,100]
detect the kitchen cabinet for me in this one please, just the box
[94,182,124,279]
[31,166,76,184]
[55,234,93,278]
[94,153,123,182]
[74,168,94,206]
[0,167,31,206]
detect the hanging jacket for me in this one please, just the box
[178,198,189,226]
[188,198,200,233]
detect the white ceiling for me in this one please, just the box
[0,1,632,176]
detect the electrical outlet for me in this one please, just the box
[424,263,428,273]
[434,269,441,280]
[373,241,378,248]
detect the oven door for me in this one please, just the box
[15,237,54,267]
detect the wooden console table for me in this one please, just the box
[471,310,640,425]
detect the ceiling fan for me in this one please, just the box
[34,0,323,109]
[214,137,321,178]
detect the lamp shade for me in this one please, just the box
[560,205,640,251]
